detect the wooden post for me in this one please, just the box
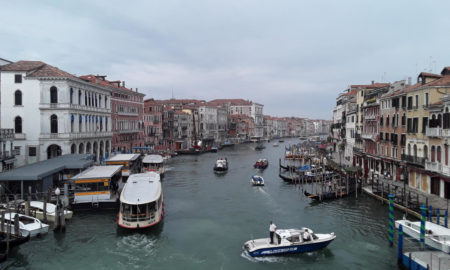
[6,211,10,254]
[13,214,19,236]
[64,183,69,207]
[43,198,48,224]
[25,193,31,216]
[0,212,4,233]
[355,173,358,199]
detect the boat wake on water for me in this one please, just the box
[240,250,325,263]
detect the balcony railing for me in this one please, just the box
[0,129,14,140]
[425,161,442,173]
[365,114,376,120]
[401,154,425,167]
[40,103,110,113]
[426,127,442,137]
[361,133,377,141]
[442,129,450,137]
[40,131,113,140]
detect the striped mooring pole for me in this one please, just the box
[420,204,427,250]
[428,205,432,222]
[388,193,394,246]
[437,209,440,225]
[397,224,403,265]
[445,209,448,228]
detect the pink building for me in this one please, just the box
[80,75,145,153]
[144,98,164,150]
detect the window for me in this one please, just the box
[380,132,383,141]
[425,93,429,107]
[413,118,418,133]
[29,147,36,157]
[50,114,58,133]
[402,114,406,126]
[50,86,58,103]
[70,88,73,104]
[402,96,407,108]
[386,116,390,126]
[437,146,442,163]
[79,90,82,104]
[407,118,412,133]
[407,96,413,110]
[415,95,419,109]
[14,116,22,133]
[14,74,22,83]
[14,90,22,106]
[422,117,428,133]
[380,116,384,126]
[401,134,406,146]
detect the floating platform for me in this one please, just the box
[401,251,450,270]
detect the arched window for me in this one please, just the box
[413,144,417,157]
[445,145,448,166]
[431,145,436,162]
[438,114,442,127]
[50,114,58,133]
[50,86,58,103]
[14,116,22,133]
[105,96,107,108]
[424,145,428,160]
[78,90,82,105]
[84,91,87,106]
[437,146,442,163]
[70,88,73,104]
[408,144,411,155]
[14,90,22,106]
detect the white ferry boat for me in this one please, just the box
[71,165,123,210]
[106,154,142,181]
[142,154,165,176]
[118,172,164,229]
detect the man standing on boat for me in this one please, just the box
[269,221,277,244]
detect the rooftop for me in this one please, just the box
[72,165,123,180]
[0,154,94,181]
[1,60,76,78]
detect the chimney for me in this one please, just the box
[136,88,138,92]
[371,80,374,85]
[407,77,412,86]
[122,81,125,87]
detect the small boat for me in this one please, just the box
[273,142,279,147]
[222,140,235,148]
[251,175,264,186]
[214,158,229,173]
[1,212,49,237]
[0,231,30,250]
[304,189,347,201]
[244,227,335,257]
[255,144,266,150]
[278,139,284,143]
[118,172,164,229]
[254,159,269,169]
[395,219,450,253]
[24,201,73,222]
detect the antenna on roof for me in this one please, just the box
[171,87,174,99]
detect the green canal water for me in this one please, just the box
[4,139,404,269]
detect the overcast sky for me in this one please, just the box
[2,0,450,119]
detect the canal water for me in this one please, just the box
[4,139,404,269]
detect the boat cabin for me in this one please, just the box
[71,165,123,209]
[118,172,163,229]
[275,228,318,244]
[142,155,165,175]
[106,154,141,181]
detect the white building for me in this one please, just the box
[229,102,264,139]
[0,61,113,166]
[345,103,357,163]
[198,106,218,143]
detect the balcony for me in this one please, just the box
[401,154,425,167]
[426,127,442,137]
[442,129,450,137]
[40,103,110,113]
[361,133,377,141]
[118,129,141,134]
[442,165,450,176]
[40,131,113,140]
[0,129,14,140]
[117,111,139,116]
[425,161,442,173]
[365,114,376,120]
[0,151,16,160]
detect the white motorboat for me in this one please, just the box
[118,172,164,229]
[1,212,49,237]
[244,227,335,257]
[214,158,229,174]
[143,154,166,176]
[24,201,73,222]
[273,142,279,147]
[251,175,265,186]
[395,219,450,253]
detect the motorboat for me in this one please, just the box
[214,158,229,174]
[143,154,166,176]
[254,159,269,169]
[395,219,450,253]
[1,212,49,237]
[255,144,266,150]
[222,140,235,148]
[273,142,279,147]
[251,175,265,186]
[0,231,30,250]
[21,201,73,222]
[244,227,335,257]
[118,172,164,229]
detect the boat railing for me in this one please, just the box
[122,212,155,222]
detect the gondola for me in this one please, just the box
[303,190,347,201]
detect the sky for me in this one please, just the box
[2,0,450,119]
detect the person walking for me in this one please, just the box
[269,221,277,244]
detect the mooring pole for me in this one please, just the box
[388,193,394,246]
[428,205,432,222]
[420,205,427,251]
[437,209,440,225]
[445,209,448,228]
[397,224,403,266]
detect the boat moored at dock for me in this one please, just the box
[70,165,123,210]
[118,172,163,229]
[244,227,335,257]
[106,154,142,182]
[395,219,450,253]
[16,201,73,222]
[1,212,49,237]
[142,154,165,176]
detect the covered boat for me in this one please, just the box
[1,212,49,237]
[244,227,335,257]
[21,201,73,222]
[251,175,264,186]
[254,159,269,169]
[255,144,266,150]
[214,158,228,173]
[118,172,163,229]
[142,154,166,176]
[395,219,450,253]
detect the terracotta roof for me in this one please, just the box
[80,74,144,95]
[1,60,76,78]
[418,72,442,78]
[208,99,253,106]
[350,82,390,89]
[343,89,357,96]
